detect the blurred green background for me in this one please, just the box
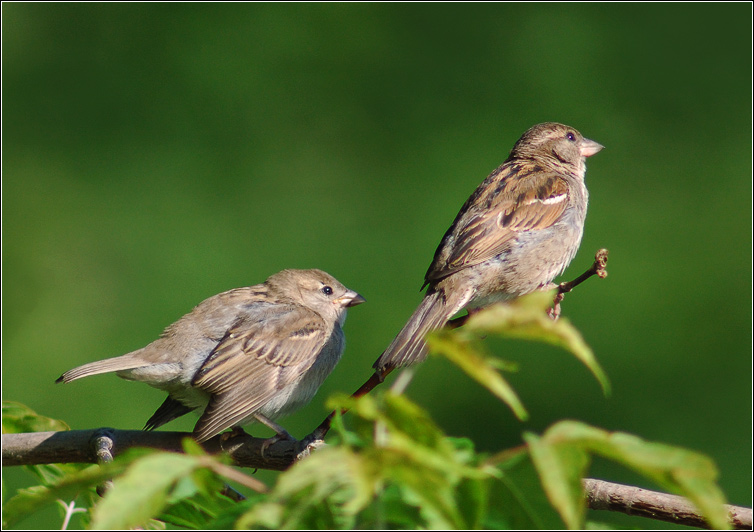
[3,3,751,529]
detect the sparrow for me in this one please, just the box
[57,269,365,442]
[374,122,603,372]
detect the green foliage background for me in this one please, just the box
[3,3,751,529]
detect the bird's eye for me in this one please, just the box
[566,132,576,142]
[321,286,333,296]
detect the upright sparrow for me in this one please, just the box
[57,269,365,442]
[374,122,603,372]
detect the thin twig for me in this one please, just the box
[560,248,609,294]
[550,248,609,319]
[306,369,389,442]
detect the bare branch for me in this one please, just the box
[559,248,609,294]
[584,478,752,530]
[1,428,319,471]
[550,248,609,319]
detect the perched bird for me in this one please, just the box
[374,122,603,372]
[57,269,365,442]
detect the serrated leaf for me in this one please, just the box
[2,463,123,528]
[2,401,88,486]
[456,476,490,529]
[465,291,611,396]
[524,431,590,529]
[2,400,70,434]
[491,457,563,530]
[528,420,731,530]
[381,392,448,449]
[204,495,265,530]
[334,392,449,451]
[388,458,465,529]
[159,488,235,530]
[91,453,201,529]
[277,445,374,514]
[427,329,529,420]
[238,445,376,529]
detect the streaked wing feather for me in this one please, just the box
[190,306,328,440]
[193,364,282,441]
[193,310,327,391]
[432,165,570,280]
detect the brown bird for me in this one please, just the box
[374,122,603,372]
[57,269,365,442]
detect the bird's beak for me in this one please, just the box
[337,292,366,308]
[580,138,604,158]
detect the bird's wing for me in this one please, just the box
[190,306,330,440]
[426,162,571,283]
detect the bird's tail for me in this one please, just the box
[374,289,458,372]
[56,354,146,384]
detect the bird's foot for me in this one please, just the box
[219,426,250,443]
[260,430,295,459]
[548,291,565,320]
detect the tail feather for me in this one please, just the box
[374,290,456,372]
[56,355,147,384]
[144,396,195,431]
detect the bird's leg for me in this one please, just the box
[447,308,480,330]
[253,413,295,458]
[547,290,566,320]
[219,425,250,442]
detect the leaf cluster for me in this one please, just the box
[2,294,732,529]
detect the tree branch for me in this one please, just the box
[584,478,752,530]
[1,427,320,471]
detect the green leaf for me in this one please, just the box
[465,291,611,396]
[551,421,729,530]
[2,401,90,489]
[241,393,504,530]
[524,430,590,529]
[278,445,375,514]
[358,484,422,529]
[237,444,375,529]
[527,420,731,530]
[2,463,124,528]
[456,476,490,529]
[204,494,266,530]
[2,400,70,434]
[91,452,202,529]
[159,488,236,530]
[491,456,566,530]
[427,329,529,420]
[425,292,610,422]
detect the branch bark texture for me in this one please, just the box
[584,478,752,530]
[1,428,314,471]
